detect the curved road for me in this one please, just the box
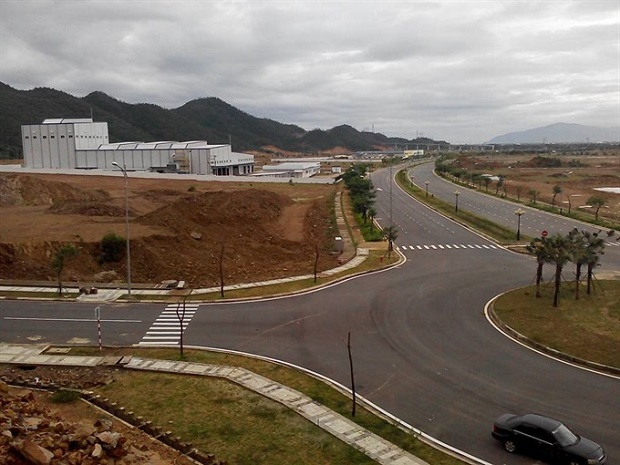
[1,165,618,464]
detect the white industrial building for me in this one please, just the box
[259,162,321,178]
[21,118,254,176]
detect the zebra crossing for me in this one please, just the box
[138,303,200,346]
[398,243,501,252]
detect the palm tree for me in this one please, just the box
[526,237,550,298]
[382,225,399,258]
[544,233,572,307]
[583,230,608,295]
[567,229,588,300]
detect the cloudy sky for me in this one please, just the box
[1,1,618,143]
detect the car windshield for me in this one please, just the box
[552,424,579,446]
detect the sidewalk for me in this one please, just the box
[0,343,428,465]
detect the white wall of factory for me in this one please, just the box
[20,119,254,175]
[21,119,109,169]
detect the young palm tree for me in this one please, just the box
[582,230,608,295]
[567,229,588,300]
[543,233,572,307]
[382,225,399,258]
[526,237,550,298]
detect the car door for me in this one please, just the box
[513,424,555,459]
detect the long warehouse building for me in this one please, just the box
[21,118,254,175]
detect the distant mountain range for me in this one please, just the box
[0,83,445,158]
[487,123,620,144]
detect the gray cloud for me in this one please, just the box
[1,0,618,143]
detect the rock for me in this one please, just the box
[91,443,103,458]
[190,231,202,240]
[12,439,55,465]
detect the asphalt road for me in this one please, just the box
[407,161,620,273]
[1,164,618,465]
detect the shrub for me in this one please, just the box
[50,389,81,404]
[99,233,126,264]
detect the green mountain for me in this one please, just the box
[0,82,445,158]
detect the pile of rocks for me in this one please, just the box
[0,380,173,464]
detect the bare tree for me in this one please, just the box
[218,242,225,298]
[551,185,562,207]
[175,289,193,357]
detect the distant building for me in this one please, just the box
[259,162,321,178]
[20,118,254,175]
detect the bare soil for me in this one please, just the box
[0,173,341,287]
[451,153,620,222]
[0,366,198,464]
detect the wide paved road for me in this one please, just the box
[1,166,618,464]
[408,161,620,273]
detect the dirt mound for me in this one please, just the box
[47,201,126,217]
[0,174,108,207]
[0,173,341,287]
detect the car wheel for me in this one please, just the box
[503,439,517,453]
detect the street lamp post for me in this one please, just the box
[112,162,131,296]
[454,190,460,213]
[515,208,525,241]
[425,181,429,197]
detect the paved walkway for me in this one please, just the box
[0,343,428,465]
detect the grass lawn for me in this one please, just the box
[71,346,464,465]
[493,280,620,369]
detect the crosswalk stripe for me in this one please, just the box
[398,243,501,252]
[138,303,200,346]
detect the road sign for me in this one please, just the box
[541,230,548,237]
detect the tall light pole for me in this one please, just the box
[454,190,460,213]
[515,208,525,241]
[112,162,131,296]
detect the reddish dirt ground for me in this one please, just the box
[0,173,341,287]
[451,153,620,222]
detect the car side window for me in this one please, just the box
[515,425,553,444]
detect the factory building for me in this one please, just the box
[21,118,254,175]
[259,161,321,178]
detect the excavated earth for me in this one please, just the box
[0,173,341,287]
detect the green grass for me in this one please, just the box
[493,280,620,368]
[70,346,465,465]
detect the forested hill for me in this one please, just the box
[0,83,444,158]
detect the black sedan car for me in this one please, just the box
[492,413,607,465]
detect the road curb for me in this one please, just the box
[485,294,620,377]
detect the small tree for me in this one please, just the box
[516,185,523,202]
[495,176,504,195]
[99,233,125,263]
[567,229,587,300]
[382,225,399,258]
[526,238,549,298]
[528,189,539,204]
[586,196,606,221]
[51,244,78,295]
[544,233,572,307]
[551,185,562,207]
